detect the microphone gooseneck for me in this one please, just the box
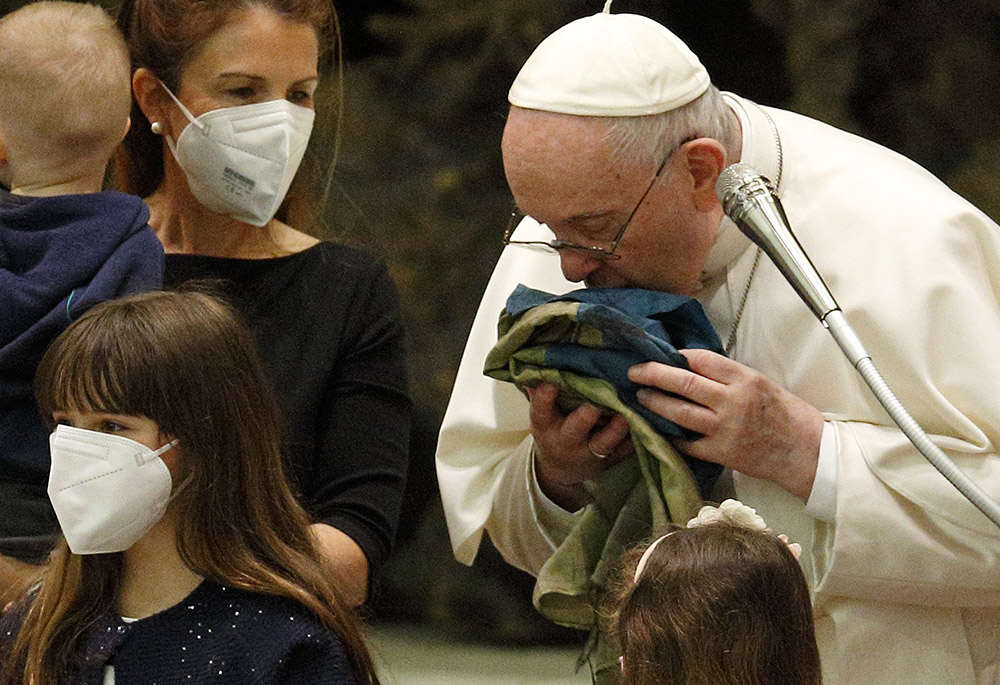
[714,163,1000,529]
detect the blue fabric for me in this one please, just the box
[0,189,163,483]
[486,285,728,643]
[505,285,722,442]
[493,285,725,499]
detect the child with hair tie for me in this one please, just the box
[609,500,820,685]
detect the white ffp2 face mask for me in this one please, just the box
[48,425,179,555]
[161,83,315,227]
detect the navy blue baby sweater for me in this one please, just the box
[0,188,163,482]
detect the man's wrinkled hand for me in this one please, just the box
[527,382,633,510]
[628,349,823,500]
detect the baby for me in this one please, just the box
[0,1,162,581]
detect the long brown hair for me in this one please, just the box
[1,291,379,685]
[608,524,821,685]
[113,0,343,233]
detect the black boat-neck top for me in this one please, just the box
[164,242,411,577]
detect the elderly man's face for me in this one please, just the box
[501,107,723,296]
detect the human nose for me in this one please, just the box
[559,249,603,283]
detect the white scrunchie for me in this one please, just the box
[633,499,802,583]
[687,498,769,532]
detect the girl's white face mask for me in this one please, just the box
[48,425,179,555]
[160,82,315,227]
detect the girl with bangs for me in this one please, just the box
[0,291,379,685]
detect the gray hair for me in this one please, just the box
[603,85,738,170]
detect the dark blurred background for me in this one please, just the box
[4,0,1000,647]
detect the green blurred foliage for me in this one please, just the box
[327,1,598,414]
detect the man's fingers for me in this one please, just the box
[669,437,716,464]
[628,361,725,408]
[527,383,561,431]
[527,383,634,474]
[679,348,745,383]
[588,413,631,460]
[560,402,604,443]
[636,388,717,434]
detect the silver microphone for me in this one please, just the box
[714,162,1000,529]
[716,163,838,322]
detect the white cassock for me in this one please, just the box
[437,93,1000,684]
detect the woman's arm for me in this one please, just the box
[302,254,411,599]
[309,523,369,607]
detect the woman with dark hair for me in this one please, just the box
[113,0,410,607]
[609,502,821,685]
[0,291,379,684]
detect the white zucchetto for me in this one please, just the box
[508,3,710,117]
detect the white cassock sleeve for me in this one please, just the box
[435,218,575,569]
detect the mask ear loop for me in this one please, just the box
[158,80,202,129]
[130,436,180,469]
[152,438,193,502]
[156,80,205,160]
[168,472,192,502]
[149,438,180,460]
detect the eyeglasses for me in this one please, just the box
[502,150,674,261]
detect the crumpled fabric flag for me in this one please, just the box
[484,285,725,683]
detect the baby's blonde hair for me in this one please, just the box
[0,2,131,182]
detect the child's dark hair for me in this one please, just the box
[2,291,379,685]
[608,523,821,685]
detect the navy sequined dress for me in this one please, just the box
[1,581,360,684]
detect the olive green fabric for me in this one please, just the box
[485,299,706,682]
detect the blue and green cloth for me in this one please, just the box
[484,285,724,682]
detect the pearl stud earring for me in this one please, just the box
[150,121,163,135]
